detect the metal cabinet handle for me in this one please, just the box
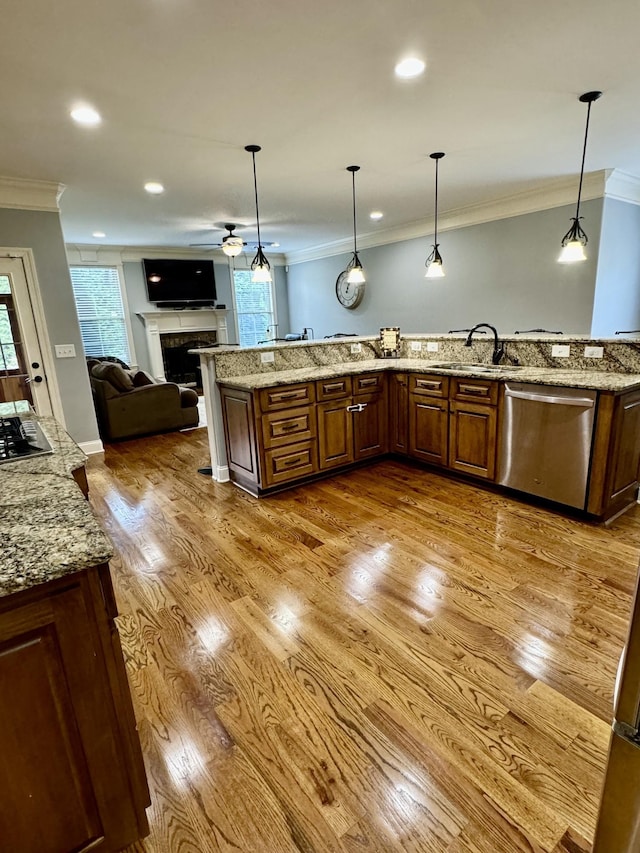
[280,422,299,431]
[459,384,486,395]
[323,382,345,392]
[276,391,303,400]
[359,378,378,387]
[417,380,440,389]
[346,404,360,412]
[283,456,302,466]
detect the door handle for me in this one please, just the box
[25,375,43,384]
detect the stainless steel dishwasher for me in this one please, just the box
[498,382,598,509]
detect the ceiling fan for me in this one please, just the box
[190,223,278,256]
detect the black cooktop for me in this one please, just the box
[0,416,53,464]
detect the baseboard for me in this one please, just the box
[79,439,105,455]
[213,465,229,483]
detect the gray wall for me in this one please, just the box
[286,199,603,339]
[591,198,640,337]
[0,208,99,444]
[122,259,235,372]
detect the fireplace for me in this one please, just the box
[137,309,230,383]
[160,331,217,389]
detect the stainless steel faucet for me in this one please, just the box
[465,323,505,364]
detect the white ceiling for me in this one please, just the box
[2,0,640,257]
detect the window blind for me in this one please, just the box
[233,270,275,347]
[70,266,131,365]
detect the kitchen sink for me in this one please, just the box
[432,362,523,373]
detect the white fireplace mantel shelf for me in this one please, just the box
[137,309,230,380]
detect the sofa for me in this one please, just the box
[88,359,199,441]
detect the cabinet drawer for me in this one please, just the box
[409,374,450,398]
[263,441,317,486]
[262,406,316,448]
[259,383,315,411]
[354,373,384,395]
[317,376,352,400]
[450,377,498,405]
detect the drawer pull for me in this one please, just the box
[281,422,299,431]
[323,382,345,392]
[359,378,378,387]
[283,456,303,466]
[276,391,303,400]
[459,384,487,395]
[417,380,440,389]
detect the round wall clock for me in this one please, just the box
[335,271,365,310]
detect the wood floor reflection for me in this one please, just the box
[87,428,640,853]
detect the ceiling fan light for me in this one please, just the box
[222,236,244,257]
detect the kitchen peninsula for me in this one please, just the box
[0,410,150,853]
[195,333,640,521]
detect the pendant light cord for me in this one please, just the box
[433,157,439,245]
[251,149,263,248]
[575,98,594,221]
[351,169,358,255]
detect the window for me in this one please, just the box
[232,269,276,347]
[0,275,20,372]
[70,266,131,365]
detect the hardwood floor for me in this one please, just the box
[86,428,640,853]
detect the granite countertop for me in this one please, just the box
[0,415,112,599]
[217,358,640,393]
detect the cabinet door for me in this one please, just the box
[318,399,355,469]
[449,400,497,479]
[388,373,409,455]
[604,389,640,508]
[354,391,388,460]
[409,395,448,466]
[221,386,259,487]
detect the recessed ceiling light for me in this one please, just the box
[370,211,384,221]
[92,231,106,238]
[144,182,164,194]
[394,57,426,79]
[70,105,102,126]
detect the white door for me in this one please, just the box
[0,256,53,415]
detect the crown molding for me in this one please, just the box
[65,244,287,266]
[284,170,611,266]
[0,176,65,212]
[604,169,640,206]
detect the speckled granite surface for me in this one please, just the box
[217,358,640,393]
[0,416,112,598]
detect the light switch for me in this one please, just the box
[55,344,76,358]
[350,343,362,353]
[260,351,275,364]
[426,341,439,352]
[410,341,422,352]
[551,344,571,358]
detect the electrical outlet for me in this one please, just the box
[260,351,275,364]
[426,341,439,352]
[551,344,571,358]
[584,346,604,359]
[410,341,422,352]
[55,344,76,358]
[350,343,362,353]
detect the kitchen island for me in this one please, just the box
[195,334,640,520]
[0,412,150,853]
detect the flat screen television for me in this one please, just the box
[143,258,216,306]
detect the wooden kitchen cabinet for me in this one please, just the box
[354,379,388,460]
[408,373,450,467]
[317,397,355,469]
[388,373,409,455]
[588,388,640,518]
[0,565,150,853]
[449,400,498,479]
[318,373,387,467]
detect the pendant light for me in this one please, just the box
[558,91,602,264]
[425,152,445,278]
[221,224,244,258]
[245,144,272,282]
[346,165,365,284]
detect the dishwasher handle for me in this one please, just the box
[505,388,596,407]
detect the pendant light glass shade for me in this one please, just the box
[558,91,602,264]
[425,152,445,279]
[346,165,365,284]
[245,144,272,282]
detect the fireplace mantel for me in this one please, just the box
[137,309,230,380]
